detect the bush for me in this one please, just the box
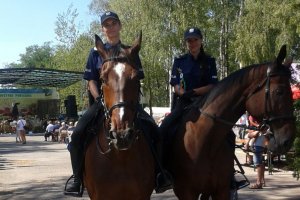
[291,103,300,180]
[32,126,45,133]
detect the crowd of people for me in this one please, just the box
[44,120,77,143]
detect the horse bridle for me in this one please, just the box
[100,55,139,121]
[95,56,139,154]
[253,65,295,126]
[201,65,295,132]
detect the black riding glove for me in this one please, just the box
[95,96,102,108]
[181,90,196,99]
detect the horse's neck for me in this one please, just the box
[203,68,265,123]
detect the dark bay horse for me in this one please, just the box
[166,45,296,200]
[84,32,155,200]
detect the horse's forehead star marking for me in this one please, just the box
[114,63,126,79]
[119,107,124,121]
[114,62,125,120]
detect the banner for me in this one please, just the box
[0,89,59,118]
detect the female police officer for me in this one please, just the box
[160,27,218,132]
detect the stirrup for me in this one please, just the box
[233,172,250,190]
[64,175,84,197]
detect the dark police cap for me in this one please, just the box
[101,11,120,25]
[184,27,203,40]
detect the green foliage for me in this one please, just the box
[94,0,243,106]
[292,122,300,180]
[19,42,55,68]
[294,100,300,111]
[54,4,80,48]
[5,0,300,113]
[290,100,300,180]
[233,0,300,66]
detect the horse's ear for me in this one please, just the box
[130,30,142,54]
[95,34,107,59]
[283,56,293,68]
[276,45,287,66]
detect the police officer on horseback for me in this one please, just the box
[64,11,172,197]
[160,27,218,133]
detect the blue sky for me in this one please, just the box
[0,0,95,67]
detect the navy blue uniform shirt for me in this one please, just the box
[170,53,218,91]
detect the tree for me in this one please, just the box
[53,34,93,111]
[19,42,54,68]
[54,4,80,49]
[233,0,300,66]
[85,0,300,108]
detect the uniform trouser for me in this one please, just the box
[69,103,99,178]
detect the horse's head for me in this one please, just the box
[246,45,296,154]
[95,32,142,150]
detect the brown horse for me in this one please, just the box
[165,45,296,200]
[83,32,155,200]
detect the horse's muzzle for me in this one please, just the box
[110,128,137,150]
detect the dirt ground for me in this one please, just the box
[0,134,299,200]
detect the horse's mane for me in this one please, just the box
[203,63,268,106]
[202,61,291,107]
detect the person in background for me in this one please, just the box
[244,115,260,165]
[10,119,19,143]
[248,125,269,189]
[11,103,19,120]
[59,122,69,143]
[52,121,61,142]
[44,121,55,141]
[16,116,26,144]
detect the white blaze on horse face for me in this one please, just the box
[114,63,125,120]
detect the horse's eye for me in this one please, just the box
[275,88,284,96]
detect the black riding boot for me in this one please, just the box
[64,142,83,197]
[137,108,173,193]
[155,124,173,193]
[155,169,173,193]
